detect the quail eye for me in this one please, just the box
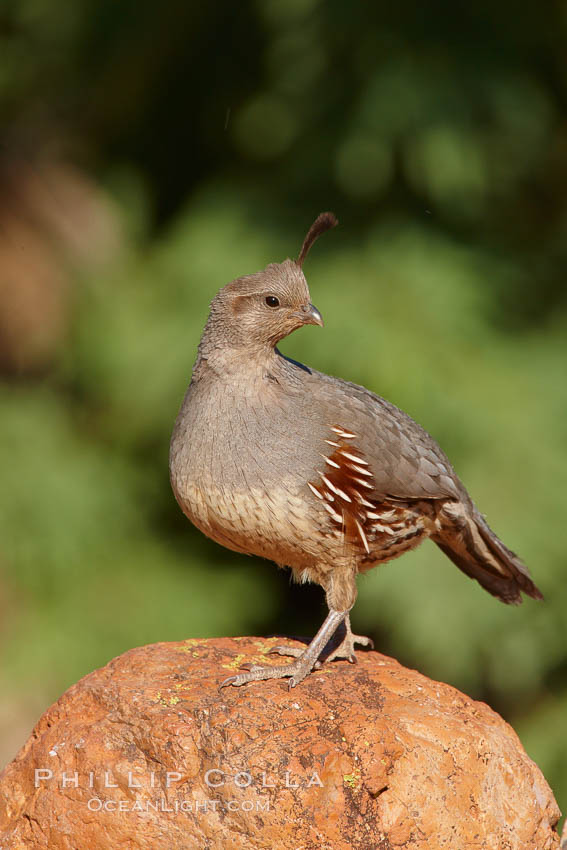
[265,295,280,308]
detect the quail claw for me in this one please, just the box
[267,645,322,669]
[267,644,302,657]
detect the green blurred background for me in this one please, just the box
[0,0,566,819]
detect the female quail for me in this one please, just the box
[169,212,542,688]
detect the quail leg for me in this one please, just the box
[268,614,373,665]
[219,609,347,690]
[323,613,374,663]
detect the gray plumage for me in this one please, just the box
[169,212,542,689]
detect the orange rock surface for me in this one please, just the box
[0,637,561,849]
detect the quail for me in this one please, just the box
[169,212,542,689]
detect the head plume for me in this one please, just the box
[297,212,338,268]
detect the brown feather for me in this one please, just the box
[308,425,426,560]
[297,212,338,268]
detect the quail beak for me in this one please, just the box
[295,303,324,327]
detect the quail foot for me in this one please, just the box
[169,212,543,689]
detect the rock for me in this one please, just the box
[0,637,561,849]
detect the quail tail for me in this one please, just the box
[433,502,543,605]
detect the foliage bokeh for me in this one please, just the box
[0,0,566,817]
